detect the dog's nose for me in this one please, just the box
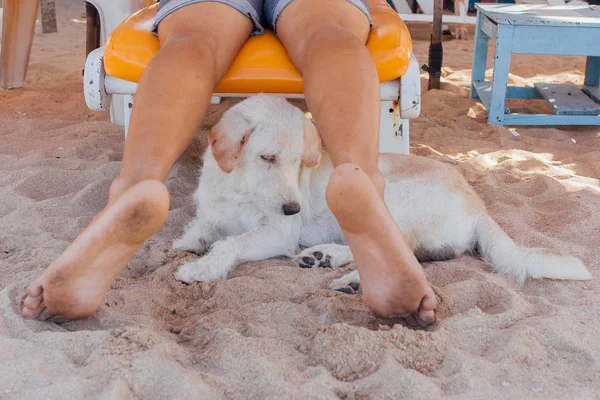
[282,202,301,215]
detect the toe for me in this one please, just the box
[25,281,43,297]
[319,255,331,268]
[417,288,438,325]
[335,286,355,294]
[301,256,315,266]
[21,283,45,318]
[23,294,43,310]
[175,262,203,284]
[175,269,195,284]
[21,304,44,319]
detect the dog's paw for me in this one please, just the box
[297,244,353,269]
[329,271,361,294]
[172,235,211,255]
[174,259,227,284]
[299,252,332,269]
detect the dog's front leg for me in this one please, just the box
[175,226,295,283]
[172,216,220,255]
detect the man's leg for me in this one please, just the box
[276,0,436,322]
[21,3,253,320]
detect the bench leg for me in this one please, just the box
[585,56,600,87]
[488,25,513,125]
[379,100,409,154]
[0,0,40,89]
[470,10,489,100]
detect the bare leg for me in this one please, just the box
[277,0,436,323]
[22,3,253,320]
[454,0,469,40]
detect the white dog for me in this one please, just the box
[173,95,592,292]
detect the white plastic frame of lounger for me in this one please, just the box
[84,47,421,155]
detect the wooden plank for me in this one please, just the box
[503,113,600,125]
[511,26,600,57]
[534,83,600,115]
[583,86,600,103]
[472,80,511,114]
[473,83,541,101]
[476,4,600,28]
[480,14,498,39]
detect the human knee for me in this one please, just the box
[161,30,219,54]
[286,22,368,66]
[309,23,367,51]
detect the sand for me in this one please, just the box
[1,1,599,399]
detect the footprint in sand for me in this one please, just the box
[15,170,92,201]
[445,280,513,316]
[306,323,448,381]
[532,197,591,231]
[507,174,551,198]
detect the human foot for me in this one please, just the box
[21,180,169,320]
[326,163,437,324]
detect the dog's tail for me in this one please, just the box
[474,214,592,283]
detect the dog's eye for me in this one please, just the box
[260,155,278,164]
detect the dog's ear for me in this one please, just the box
[208,109,254,173]
[302,116,322,168]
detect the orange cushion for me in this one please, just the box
[104,1,413,93]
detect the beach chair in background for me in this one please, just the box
[84,0,156,126]
[84,0,155,55]
[83,0,422,154]
[389,0,477,38]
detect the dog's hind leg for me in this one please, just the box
[297,244,354,269]
[413,245,457,263]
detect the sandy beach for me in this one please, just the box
[1,1,599,398]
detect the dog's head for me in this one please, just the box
[207,95,321,216]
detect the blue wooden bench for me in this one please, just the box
[470,4,600,126]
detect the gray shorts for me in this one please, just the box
[153,0,371,36]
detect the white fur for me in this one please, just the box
[174,95,592,288]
